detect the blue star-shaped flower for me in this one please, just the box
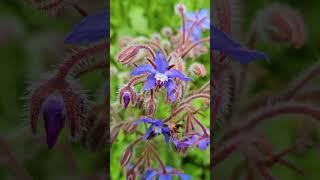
[174,133,210,151]
[64,10,108,44]
[184,9,210,42]
[211,23,268,64]
[143,166,191,180]
[130,50,191,102]
[133,117,171,144]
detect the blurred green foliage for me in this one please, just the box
[110,0,210,179]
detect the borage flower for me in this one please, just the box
[133,117,171,144]
[211,23,268,64]
[185,9,210,41]
[174,133,210,151]
[143,166,191,180]
[64,10,108,44]
[130,50,191,102]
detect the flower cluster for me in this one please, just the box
[111,4,210,179]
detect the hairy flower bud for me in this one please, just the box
[42,93,66,149]
[253,3,306,49]
[119,85,137,109]
[145,97,157,116]
[190,63,206,77]
[175,3,186,15]
[117,45,140,65]
[135,94,145,109]
[120,146,133,168]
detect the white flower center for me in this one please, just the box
[155,73,168,83]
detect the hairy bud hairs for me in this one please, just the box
[111,3,210,179]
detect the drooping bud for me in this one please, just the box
[253,3,306,49]
[120,146,133,168]
[135,94,145,109]
[117,45,140,65]
[119,85,137,109]
[145,98,157,116]
[190,63,206,77]
[42,93,66,149]
[123,91,131,109]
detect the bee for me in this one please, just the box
[168,122,182,139]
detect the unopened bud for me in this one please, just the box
[119,86,137,109]
[117,46,140,64]
[253,3,306,49]
[145,98,157,116]
[135,94,145,109]
[175,3,186,15]
[120,147,133,168]
[190,63,206,77]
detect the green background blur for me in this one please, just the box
[110,0,210,179]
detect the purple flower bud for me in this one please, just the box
[123,91,131,109]
[42,94,65,149]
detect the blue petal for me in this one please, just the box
[180,174,192,180]
[143,74,156,91]
[159,174,172,180]
[227,48,269,64]
[154,50,168,73]
[143,126,155,141]
[133,117,161,125]
[165,79,177,102]
[166,69,191,81]
[163,132,171,144]
[191,26,202,41]
[178,135,198,148]
[131,64,156,75]
[211,24,241,51]
[198,9,210,29]
[144,169,158,180]
[64,10,108,44]
[197,137,210,150]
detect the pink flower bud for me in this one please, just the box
[117,46,140,64]
[120,147,133,168]
[175,3,186,15]
[253,3,306,49]
[145,98,157,116]
[190,63,206,77]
